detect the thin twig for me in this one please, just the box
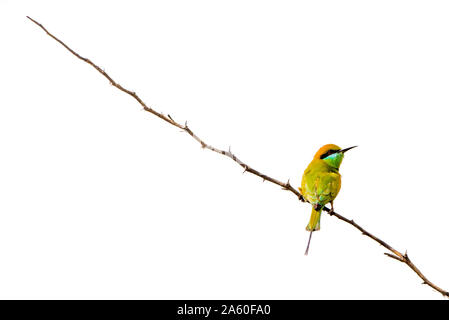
[325,206,449,297]
[25,16,303,203]
[27,16,449,298]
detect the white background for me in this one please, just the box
[1,0,448,299]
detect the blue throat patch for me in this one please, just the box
[323,152,344,169]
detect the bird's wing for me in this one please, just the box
[314,172,341,205]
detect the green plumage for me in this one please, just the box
[301,144,355,255]
[301,158,341,231]
[301,144,346,232]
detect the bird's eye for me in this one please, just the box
[320,149,339,159]
[320,151,330,159]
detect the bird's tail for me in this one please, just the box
[306,207,322,232]
[304,207,322,255]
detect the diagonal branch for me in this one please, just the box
[27,16,449,298]
[25,16,303,203]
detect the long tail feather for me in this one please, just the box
[304,231,313,255]
[304,207,322,255]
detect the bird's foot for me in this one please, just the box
[328,202,335,216]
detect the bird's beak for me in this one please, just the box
[340,146,357,153]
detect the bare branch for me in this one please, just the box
[25,16,304,203]
[324,206,449,297]
[27,16,448,298]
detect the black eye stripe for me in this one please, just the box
[320,152,329,159]
[320,149,340,159]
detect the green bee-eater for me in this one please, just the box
[300,144,356,255]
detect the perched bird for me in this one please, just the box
[300,144,356,255]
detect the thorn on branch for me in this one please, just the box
[283,179,292,191]
[404,251,410,261]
